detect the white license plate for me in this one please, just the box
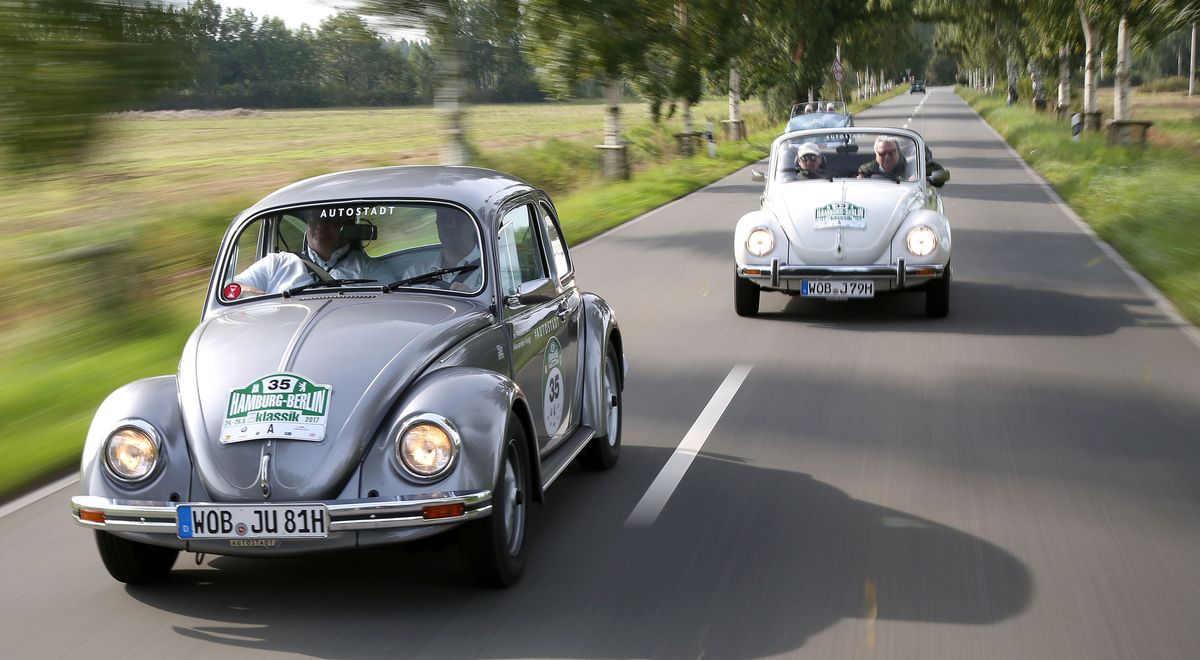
[177,504,328,539]
[801,280,874,298]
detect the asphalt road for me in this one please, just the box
[4,88,1200,659]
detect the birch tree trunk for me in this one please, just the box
[728,67,741,123]
[1190,23,1195,97]
[435,15,466,166]
[603,76,622,147]
[1058,44,1070,110]
[1114,13,1130,121]
[1080,6,1099,121]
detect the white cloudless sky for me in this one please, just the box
[177,0,427,40]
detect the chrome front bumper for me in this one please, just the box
[739,259,945,290]
[70,490,492,535]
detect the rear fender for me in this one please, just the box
[579,293,624,437]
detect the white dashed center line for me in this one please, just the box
[625,364,753,527]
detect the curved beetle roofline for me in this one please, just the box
[237,165,538,228]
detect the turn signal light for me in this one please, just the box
[422,503,465,520]
[80,509,106,524]
[744,268,763,276]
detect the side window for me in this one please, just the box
[276,214,306,253]
[538,202,571,280]
[497,205,546,298]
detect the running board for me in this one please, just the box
[539,425,596,490]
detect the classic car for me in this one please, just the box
[736,127,952,317]
[911,80,926,94]
[786,100,854,135]
[70,166,626,587]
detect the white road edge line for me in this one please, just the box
[0,475,77,519]
[625,364,753,528]
[965,95,1200,353]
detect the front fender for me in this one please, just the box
[357,367,535,502]
[78,376,195,503]
[734,210,786,266]
[891,208,952,266]
[579,292,624,438]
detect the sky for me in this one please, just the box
[179,0,428,40]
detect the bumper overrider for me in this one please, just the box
[71,490,491,535]
[739,259,946,290]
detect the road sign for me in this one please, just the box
[832,59,844,82]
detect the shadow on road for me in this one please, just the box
[124,449,1031,659]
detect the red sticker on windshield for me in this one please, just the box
[223,283,242,299]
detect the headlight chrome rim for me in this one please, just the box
[102,419,163,484]
[746,227,775,257]
[906,225,938,257]
[395,413,461,482]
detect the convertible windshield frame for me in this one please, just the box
[767,128,927,189]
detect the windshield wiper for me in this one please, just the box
[385,265,479,291]
[283,278,379,297]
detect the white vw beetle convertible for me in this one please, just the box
[735,127,951,317]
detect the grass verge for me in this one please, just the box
[957,87,1200,327]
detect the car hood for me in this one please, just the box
[770,180,922,264]
[178,295,493,502]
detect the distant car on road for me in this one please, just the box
[911,80,927,94]
[738,127,952,318]
[70,166,626,588]
[786,100,854,134]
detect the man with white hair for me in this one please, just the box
[857,135,909,181]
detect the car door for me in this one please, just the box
[535,198,582,444]
[497,202,578,454]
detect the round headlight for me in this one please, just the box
[396,415,460,480]
[906,226,938,256]
[103,422,161,482]
[746,227,775,256]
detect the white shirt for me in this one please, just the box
[400,245,482,291]
[234,244,393,295]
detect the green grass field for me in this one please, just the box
[957,86,1200,330]
[0,89,915,501]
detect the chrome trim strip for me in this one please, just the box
[541,428,596,489]
[70,490,491,534]
[739,264,945,279]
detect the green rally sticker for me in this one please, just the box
[222,373,332,444]
[814,202,867,229]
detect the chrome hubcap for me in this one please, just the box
[502,443,524,555]
[604,360,620,447]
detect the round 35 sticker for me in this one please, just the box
[542,337,564,435]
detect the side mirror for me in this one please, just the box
[751,169,766,182]
[928,168,950,188]
[505,278,554,308]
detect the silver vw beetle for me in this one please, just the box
[736,127,952,317]
[70,166,625,587]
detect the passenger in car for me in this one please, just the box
[230,208,391,297]
[857,136,909,181]
[399,206,482,292]
[795,143,828,179]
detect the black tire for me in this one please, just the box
[579,345,622,471]
[462,417,530,587]
[94,531,178,584]
[925,263,951,318]
[734,273,760,317]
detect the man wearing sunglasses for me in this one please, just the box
[857,135,909,181]
[794,142,827,179]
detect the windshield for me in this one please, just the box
[219,202,483,301]
[786,113,850,131]
[772,131,920,183]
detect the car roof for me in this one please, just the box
[239,165,537,225]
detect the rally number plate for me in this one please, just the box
[177,504,328,539]
[801,280,875,298]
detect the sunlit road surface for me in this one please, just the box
[4,89,1200,659]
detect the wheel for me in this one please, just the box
[462,416,530,587]
[94,531,178,584]
[579,345,622,471]
[925,263,951,318]
[734,273,760,317]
